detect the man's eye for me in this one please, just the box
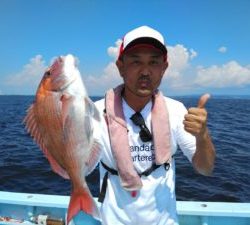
[150,60,159,65]
[132,60,141,65]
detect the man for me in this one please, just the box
[94,25,215,225]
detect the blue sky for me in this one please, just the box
[0,0,250,96]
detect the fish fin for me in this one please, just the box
[23,104,46,154]
[85,140,102,176]
[85,97,101,121]
[46,151,69,179]
[60,93,73,127]
[67,188,99,224]
[24,104,69,179]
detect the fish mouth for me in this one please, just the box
[51,74,76,92]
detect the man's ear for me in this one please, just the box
[163,60,169,70]
[116,59,124,77]
[161,61,169,76]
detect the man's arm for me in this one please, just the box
[183,94,216,176]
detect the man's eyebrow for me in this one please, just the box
[151,54,163,58]
[126,54,140,58]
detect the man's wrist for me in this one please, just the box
[196,128,210,143]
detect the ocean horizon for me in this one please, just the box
[1,94,250,99]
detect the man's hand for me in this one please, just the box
[183,94,210,138]
[183,94,215,176]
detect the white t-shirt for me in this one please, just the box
[93,96,196,225]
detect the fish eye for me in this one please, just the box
[45,70,51,76]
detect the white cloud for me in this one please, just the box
[5,55,47,87]
[162,45,250,92]
[165,44,197,79]
[194,61,250,88]
[107,39,122,59]
[84,39,123,95]
[218,46,227,53]
[161,44,198,92]
[84,62,122,96]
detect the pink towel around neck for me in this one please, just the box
[105,84,171,191]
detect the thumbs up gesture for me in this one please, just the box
[183,94,210,138]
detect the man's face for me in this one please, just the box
[116,47,168,98]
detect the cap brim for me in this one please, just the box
[121,37,167,57]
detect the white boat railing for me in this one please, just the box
[0,191,250,225]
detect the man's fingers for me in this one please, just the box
[198,93,210,108]
[184,93,210,136]
[185,113,199,122]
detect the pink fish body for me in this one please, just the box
[24,54,101,224]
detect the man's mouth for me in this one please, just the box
[138,78,150,88]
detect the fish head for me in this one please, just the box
[40,54,79,92]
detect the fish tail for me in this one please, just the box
[67,188,99,224]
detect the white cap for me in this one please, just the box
[118,25,167,59]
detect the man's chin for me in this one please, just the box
[137,89,153,97]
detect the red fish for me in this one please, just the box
[24,54,101,224]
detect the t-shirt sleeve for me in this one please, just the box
[175,103,196,162]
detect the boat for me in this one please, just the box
[0,191,250,225]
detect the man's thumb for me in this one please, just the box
[198,93,210,108]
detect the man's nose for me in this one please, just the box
[140,64,151,76]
